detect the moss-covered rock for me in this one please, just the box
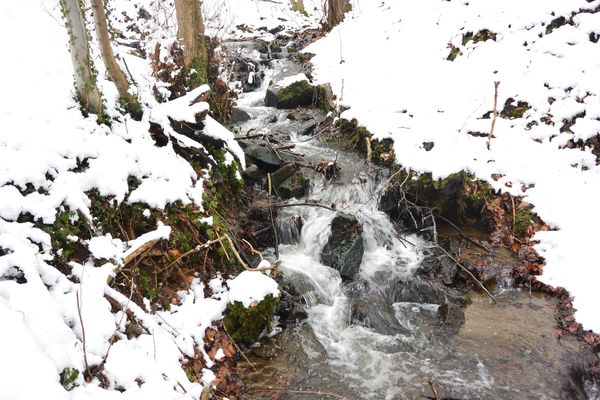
[223,295,279,346]
[270,164,308,199]
[337,118,394,166]
[265,79,313,109]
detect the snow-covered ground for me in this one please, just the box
[307,0,600,331]
[0,0,290,398]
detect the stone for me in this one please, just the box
[438,303,465,328]
[243,164,260,180]
[278,170,309,199]
[269,164,308,199]
[350,297,407,336]
[231,107,252,123]
[265,79,314,109]
[390,277,468,306]
[244,145,283,171]
[321,213,364,280]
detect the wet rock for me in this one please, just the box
[278,171,309,199]
[232,107,252,123]
[244,144,283,171]
[321,213,364,280]
[265,78,313,109]
[278,298,308,322]
[390,277,468,306]
[342,280,370,297]
[316,84,334,112]
[287,108,313,121]
[351,297,407,336]
[438,302,465,328]
[270,164,308,199]
[418,247,458,285]
[277,213,303,244]
[243,164,261,180]
[271,164,296,187]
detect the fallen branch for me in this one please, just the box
[268,173,280,258]
[76,290,90,381]
[437,245,497,304]
[428,377,440,400]
[123,239,161,266]
[249,386,344,399]
[271,201,337,211]
[223,322,256,372]
[487,81,500,150]
[434,214,491,254]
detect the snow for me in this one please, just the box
[88,235,124,260]
[0,0,279,398]
[306,0,600,331]
[227,270,280,307]
[274,73,309,88]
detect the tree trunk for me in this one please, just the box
[327,0,349,28]
[291,0,306,15]
[61,0,103,117]
[174,0,208,84]
[90,0,140,117]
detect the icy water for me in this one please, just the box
[229,41,589,399]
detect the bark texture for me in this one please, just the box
[61,0,103,116]
[90,0,139,114]
[327,0,349,28]
[291,0,306,15]
[174,0,208,82]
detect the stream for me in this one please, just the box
[227,40,591,400]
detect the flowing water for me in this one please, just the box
[228,41,590,399]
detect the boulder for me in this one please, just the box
[231,107,252,123]
[244,144,283,171]
[265,77,313,109]
[390,277,468,306]
[270,164,308,199]
[321,213,364,280]
[278,171,308,199]
[351,297,407,336]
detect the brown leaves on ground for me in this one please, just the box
[203,322,242,399]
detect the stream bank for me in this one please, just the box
[221,35,599,400]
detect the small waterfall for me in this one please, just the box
[229,41,584,400]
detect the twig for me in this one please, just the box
[487,81,500,150]
[123,239,161,265]
[250,386,344,399]
[265,136,284,163]
[242,239,263,261]
[510,194,516,236]
[437,245,497,303]
[76,290,90,380]
[365,135,372,162]
[428,377,440,400]
[434,214,491,253]
[268,173,280,258]
[222,322,257,372]
[271,201,337,211]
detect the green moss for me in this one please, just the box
[60,367,79,390]
[276,80,313,109]
[462,29,497,45]
[514,208,533,237]
[337,119,394,166]
[269,42,282,53]
[315,85,333,112]
[502,99,530,119]
[447,45,460,61]
[223,295,279,346]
